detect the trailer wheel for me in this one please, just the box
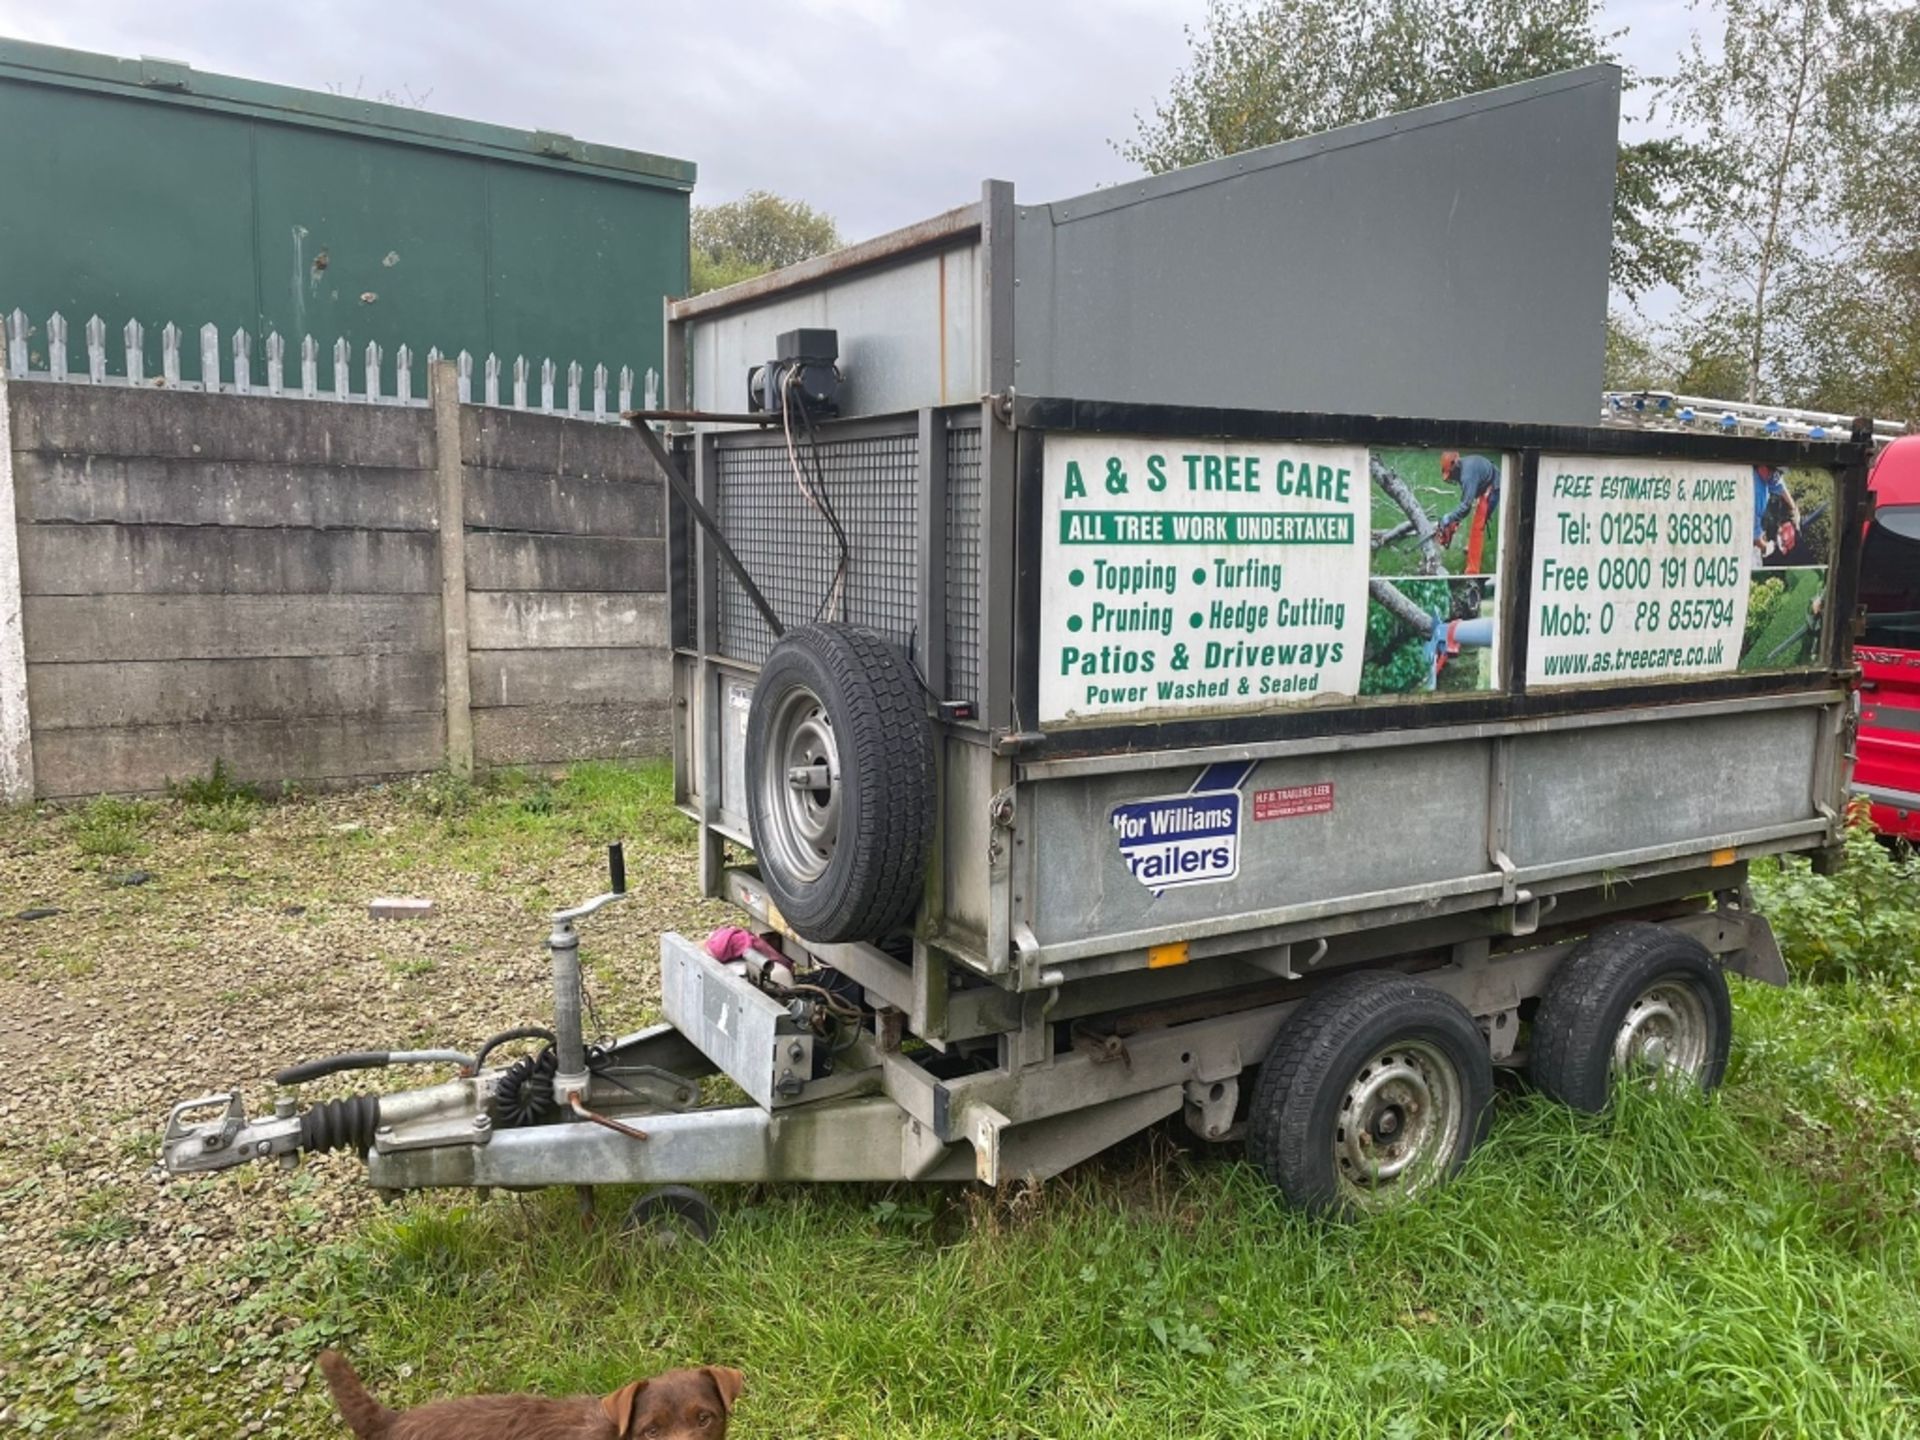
[1247,972,1493,1216]
[746,624,933,944]
[1529,923,1731,1112]
[624,1185,719,1247]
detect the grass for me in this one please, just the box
[4,767,1919,1437]
[80,1013,1920,1438]
[66,797,156,857]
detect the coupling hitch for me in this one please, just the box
[156,843,636,1178]
[161,1092,303,1174]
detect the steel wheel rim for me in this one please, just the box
[756,683,842,884]
[1333,1039,1463,1206]
[1612,975,1712,1084]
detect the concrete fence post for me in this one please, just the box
[430,359,474,775]
[0,369,32,803]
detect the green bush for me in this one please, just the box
[1743,575,1785,652]
[1749,802,1920,984]
[1361,579,1449,693]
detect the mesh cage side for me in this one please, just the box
[714,432,920,667]
[944,424,983,707]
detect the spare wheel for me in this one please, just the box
[745,624,934,944]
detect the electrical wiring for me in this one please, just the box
[780,365,852,621]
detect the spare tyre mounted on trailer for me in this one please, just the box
[155,66,1866,1224]
[745,624,934,944]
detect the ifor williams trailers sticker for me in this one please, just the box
[1112,790,1242,891]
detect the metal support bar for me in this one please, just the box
[694,435,727,897]
[627,415,784,639]
[548,921,589,1101]
[915,407,948,693]
[979,179,1017,731]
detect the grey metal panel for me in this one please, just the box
[659,931,807,1111]
[687,243,982,418]
[939,733,996,952]
[1507,707,1820,868]
[1010,66,1620,426]
[719,672,753,831]
[1022,741,1491,952]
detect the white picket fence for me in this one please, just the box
[2,308,660,421]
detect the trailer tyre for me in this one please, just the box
[1247,972,1493,1216]
[746,624,933,944]
[1529,923,1731,1113]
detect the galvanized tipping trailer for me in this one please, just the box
[161,67,1871,1220]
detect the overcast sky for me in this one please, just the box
[2,0,1704,244]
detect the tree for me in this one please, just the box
[1667,0,1845,404]
[1117,0,1711,301]
[1795,0,1920,421]
[1668,0,1920,420]
[1604,312,1669,391]
[690,191,841,295]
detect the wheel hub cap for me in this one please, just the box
[756,685,842,884]
[1612,978,1711,1083]
[1334,1040,1463,1205]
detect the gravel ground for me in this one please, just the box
[0,766,728,1436]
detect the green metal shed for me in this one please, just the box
[0,39,695,395]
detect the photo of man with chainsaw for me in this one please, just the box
[1367,446,1505,580]
[1437,451,1501,575]
[1752,463,1833,568]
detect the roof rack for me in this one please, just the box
[1602,390,1906,445]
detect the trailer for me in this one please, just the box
[160,67,1871,1219]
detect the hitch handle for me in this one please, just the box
[274,1048,478,1086]
[609,842,627,896]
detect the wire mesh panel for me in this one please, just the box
[945,424,983,706]
[713,429,919,667]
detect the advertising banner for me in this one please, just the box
[1040,435,1507,724]
[1526,457,1834,686]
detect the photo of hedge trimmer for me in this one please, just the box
[1762,594,1825,665]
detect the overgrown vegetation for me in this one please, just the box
[1751,804,1920,985]
[5,765,1918,1437]
[167,759,265,834]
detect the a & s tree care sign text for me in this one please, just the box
[1040,435,1369,724]
[1527,456,1751,686]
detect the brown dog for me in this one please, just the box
[318,1349,744,1439]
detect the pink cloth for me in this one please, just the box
[705,926,781,963]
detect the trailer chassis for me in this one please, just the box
[162,861,1785,1199]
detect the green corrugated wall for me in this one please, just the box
[0,40,694,395]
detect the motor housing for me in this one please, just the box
[748,328,840,418]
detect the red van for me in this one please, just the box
[1856,435,1920,840]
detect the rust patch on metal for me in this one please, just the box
[669,203,983,321]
